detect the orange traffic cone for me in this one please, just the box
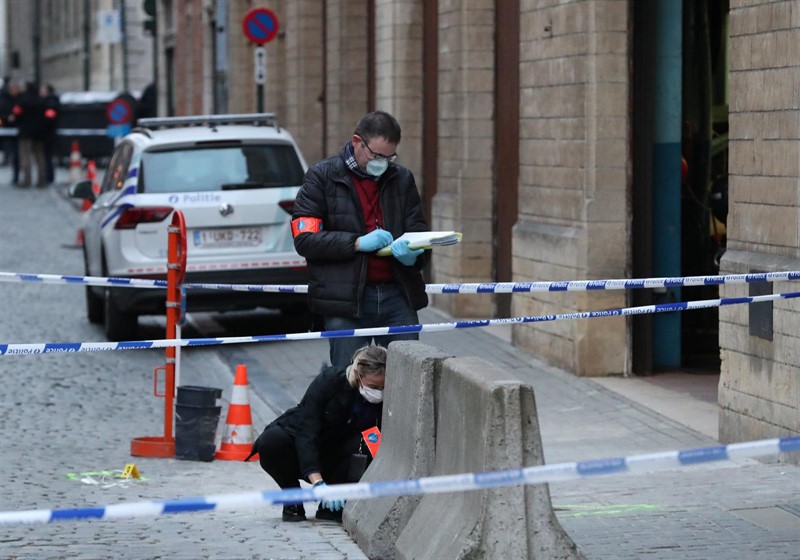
[80,160,98,212]
[69,141,82,182]
[215,365,258,461]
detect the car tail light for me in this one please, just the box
[278,200,295,215]
[115,206,174,229]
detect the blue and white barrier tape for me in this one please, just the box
[0,128,109,137]
[1,291,797,356]
[1,270,798,295]
[1,436,797,525]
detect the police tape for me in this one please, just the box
[1,436,797,525]
[0,128,109,137]
[1,270,798,295]
[1,291,797,356]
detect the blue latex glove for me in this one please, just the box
[391,239,424,266]
[315,482,346,512]
[357,228,393,252]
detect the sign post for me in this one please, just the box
[242,8,279,113]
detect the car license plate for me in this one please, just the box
[192,227,263,248]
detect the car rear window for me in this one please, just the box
[140,143,305,193]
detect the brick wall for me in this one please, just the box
[174,0,205,115]
[324,0,369,157]
[511,0,630,376]
[429,0,496,318]
[719,0,799,455]
[374,0,424,186]
[283,0,324,163]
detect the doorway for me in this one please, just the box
[632,0,729,374]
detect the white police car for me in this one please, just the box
[69,114,309,340]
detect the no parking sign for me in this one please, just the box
[106,95,135,138]
[242,8,279,45]
[242,8,280,111]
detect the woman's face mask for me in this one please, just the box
[359,384,384,404]
[358,370,384,403]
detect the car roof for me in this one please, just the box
[131,125,296,146]
[127,113,299,149]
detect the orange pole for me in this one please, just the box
[130,210,186,458]
[164,211,187,441]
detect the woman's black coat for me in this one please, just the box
[265,366,382,477]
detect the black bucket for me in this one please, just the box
[175,404,221,462]
[177,385,222,407]
[175,387,223,462]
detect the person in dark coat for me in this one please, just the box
[15,82,47,187]
[40,84,60,184]
[248,345,387,523]
[0,79,21,183]
[292,111,430,369]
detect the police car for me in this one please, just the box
[69,113,309,340]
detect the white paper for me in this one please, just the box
[376,231,462,256]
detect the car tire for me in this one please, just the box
[84,252,104,324]
[104,287,138,341]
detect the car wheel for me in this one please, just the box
[104,287,138,341]
[84,252,104,324]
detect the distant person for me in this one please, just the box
[15,82,47,188]
[292,111,429,369]
[138,83,156,120]
[247,345,386,523]
[40,84,60,184]
[0,79,21,183]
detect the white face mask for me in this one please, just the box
[365,158,389,177]
[358,383,384,404]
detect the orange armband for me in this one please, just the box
[291,217,323,237]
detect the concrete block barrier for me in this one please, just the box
[394,356,583,560]
[344,342,453,559]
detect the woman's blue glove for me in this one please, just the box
[315,481,346,512]
[357,228,393,252]
[391,239,424,266]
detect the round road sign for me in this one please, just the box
[242,8,279,45]
[106,98,133,125]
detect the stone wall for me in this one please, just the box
[283,0,324,163]
[375,0,424,187]
[718,0,799,455]
[429,0,496,318]
[324,0,369,157]
[512,0,630,376]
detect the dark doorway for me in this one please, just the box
[679,0,729,369]
[632,0,729,374]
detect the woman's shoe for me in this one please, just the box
[315,505,343,522]
[282,504,306,522]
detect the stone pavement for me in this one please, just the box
[1,165,798,559]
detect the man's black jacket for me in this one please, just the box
[266,366,382,477]
[293,153,429,318]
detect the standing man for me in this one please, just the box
[0,80,21,184]
[40,84,60,185]
[292,111,429,369]
[16,82,47,188]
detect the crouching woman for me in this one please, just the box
[247,345,386,522]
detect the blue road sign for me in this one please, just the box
[242,8,279,45]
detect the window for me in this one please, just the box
[101,143,134,192]
[140,143,305,193]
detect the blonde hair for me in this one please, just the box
[346,345,387,388]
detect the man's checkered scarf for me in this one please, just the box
[341,140,372,180]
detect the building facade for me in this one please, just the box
[3,0,153,94]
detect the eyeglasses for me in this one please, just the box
[358,136,397,162]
